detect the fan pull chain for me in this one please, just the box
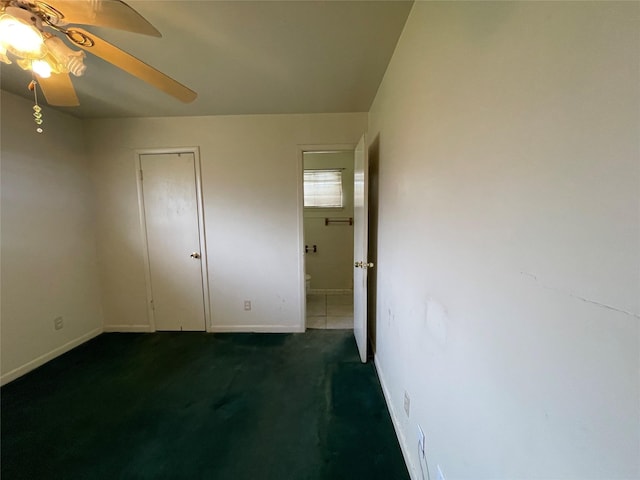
[28,80,44,134]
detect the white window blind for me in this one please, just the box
[304,169,343,208]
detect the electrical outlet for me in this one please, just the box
[244,300,252,311]
[54,316,64,330]
[417,425,425,459]
[404,391,410,417]
[436,464,446,480]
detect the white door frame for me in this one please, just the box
[135,147,212,332]
[297,143,356,331]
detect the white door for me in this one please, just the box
[140,152,206,331]
[353,134,370,363]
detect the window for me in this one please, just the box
[304,169,343,208]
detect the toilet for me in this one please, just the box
[305,274,311,293]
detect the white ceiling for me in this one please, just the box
[0,0,413,118]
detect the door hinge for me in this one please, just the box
[150,299,155,310]
[139,169,143,181]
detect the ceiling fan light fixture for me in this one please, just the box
[0,12,46,59]
[1,0,195,110]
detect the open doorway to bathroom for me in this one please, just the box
[302,150,354,330]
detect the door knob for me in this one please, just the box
[190,252,201,259]
[354,261,373,268]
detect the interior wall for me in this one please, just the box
[303,151,354,291]
[1,91,104,385]
[368,2,639,479]
[85,113,366,332]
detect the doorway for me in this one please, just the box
[136,149,210,331]
[301,149,355,330]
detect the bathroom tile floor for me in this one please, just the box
[306,293,353,330]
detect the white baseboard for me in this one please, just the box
[1,327,103,386]
[308,288,353,295]
[209,324,305,333]
[374,355,418,480]
[103,325,154,333]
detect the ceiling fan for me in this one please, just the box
[0,0,197,109]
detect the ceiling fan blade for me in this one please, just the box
[67,27,197,103]
[36,72,80,106]
[37,0,161,37]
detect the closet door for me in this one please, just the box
[140,152,206,331]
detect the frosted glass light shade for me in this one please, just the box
[31,59,51,77]
[0,43,10,64]
[0,14,45,59]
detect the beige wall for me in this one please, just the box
[1,92,104,384]
[85,113,366,332]
[368,2,639,479]
[303,151,354,291]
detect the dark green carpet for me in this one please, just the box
[1,330,409,479]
